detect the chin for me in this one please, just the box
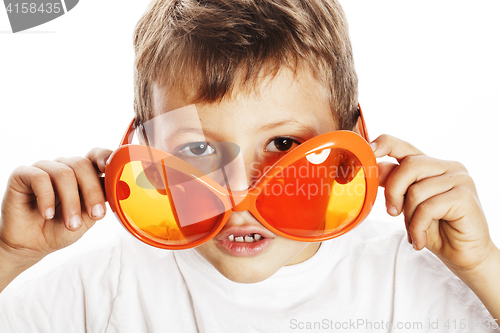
[215,259,279,284]
[194,236,311,283]
[194,243,285,284]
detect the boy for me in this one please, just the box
[0,0,499,331]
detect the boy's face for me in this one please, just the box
[152,69,340,283]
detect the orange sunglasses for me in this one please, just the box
[105,106,378,249]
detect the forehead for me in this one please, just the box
[151,69,337,137]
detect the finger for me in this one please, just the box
[384,155,450,216]
[377,161,398,188]
[56,157,106,222]
[33,160,82,231]
[409,186,474,251]
[85,148,113,174]
[401,174,452,245]
[371,134,424,162]
[11,166,56,219]
[403,171,471,232]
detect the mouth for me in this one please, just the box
[215,227,275,257]
[227,233,263,242]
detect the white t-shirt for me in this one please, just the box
[0,219,497,333]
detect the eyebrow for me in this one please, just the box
[171,127,204,135]
[258,120,318,135]
[168,127,222,142]
[163,120,318,141]
[155,127,205,144]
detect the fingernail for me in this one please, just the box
[92,204,105,218]
[412,238,418,251]
[370,142,377,152]
[45,207,55,219]
[68,215,82,231]
[386,203,399,216]
[407,233,412,245]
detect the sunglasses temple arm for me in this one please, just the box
[120,118,137,146]
[99,118,137,202]
[357,104,370,143]
[99,176,107,202]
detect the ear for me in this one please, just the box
[137,123,152,147]
[335,105,369,185]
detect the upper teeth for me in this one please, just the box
[228,234,262,242]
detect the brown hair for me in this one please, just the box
[133,0,359,130]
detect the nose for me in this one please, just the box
[207,142,263,209]
[231,190,252,211]
[219,148,249,192]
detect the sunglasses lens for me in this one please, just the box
[115,159,226,247]
[256,148,366,239]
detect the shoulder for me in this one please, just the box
[351,219,496,329]
[0,233,120,331]
[0,230,177,332]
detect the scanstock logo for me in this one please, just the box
[3,0,79,33]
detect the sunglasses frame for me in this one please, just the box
[105,106,378,249]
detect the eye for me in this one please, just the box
[265,137,300,153]
[177,142,215,156]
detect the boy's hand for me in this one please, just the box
[0,148,112,266]
[371,134,497,274]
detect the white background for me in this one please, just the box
[0,0,499,275]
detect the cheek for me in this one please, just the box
[193,240,220,265]
[274,237,312,264]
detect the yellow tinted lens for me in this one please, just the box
[117,160,225,246]
[325,167,365,231]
